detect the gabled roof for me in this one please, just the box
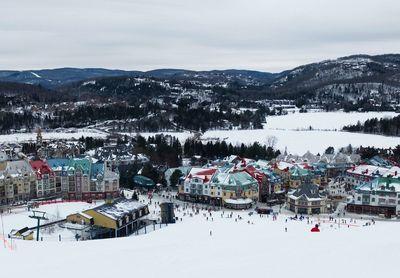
[289,166,310,177]
[90,163,104,179]
[47,158,70,171]
[89,198,146,221]
[289,183,326,201]
[29,160,55,177]
[356,177,400,193]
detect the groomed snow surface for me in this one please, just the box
[1,201,103,242]
[1,193,398,278]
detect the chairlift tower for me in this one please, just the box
[29,210,48,241]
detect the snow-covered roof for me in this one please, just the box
[91,198,146,220]
[356,177,400,193]
[347,164,389,177]
[276,161,294,170]
[288,183,326,201]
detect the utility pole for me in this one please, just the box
[29,211,48,241]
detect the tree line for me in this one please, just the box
[343,115,400,136]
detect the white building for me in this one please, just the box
[347,177,400,217]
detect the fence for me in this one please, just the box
[33,199,85,206]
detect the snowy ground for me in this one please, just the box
[1,193,398,278]
[0,201,103,242]
[0,128,108,143]
[139,111,400,154]
[1,112,398,155]
[266,111,398,130]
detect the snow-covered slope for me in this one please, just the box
[1,197,398,278]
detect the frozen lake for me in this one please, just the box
[139,111,400,154]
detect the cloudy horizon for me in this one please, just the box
[1,0,399,72]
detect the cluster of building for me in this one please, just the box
[174,151,400,218]
[345,161,400,217]
[0,150,120,205]
[176,153,338,211]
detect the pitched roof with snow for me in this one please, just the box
[211,171,258,191]
[288,183,326,201]
[347,164,388,177]
[90,198,146,221]
[356,177,400,193]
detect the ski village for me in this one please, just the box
[2,0,400,276]
[1,114,400,278]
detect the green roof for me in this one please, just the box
[211,172,258,191]
[133,175,155,187]
[289,167,310,177]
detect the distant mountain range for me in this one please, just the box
[1,54,400,100]
[0,68,279,88]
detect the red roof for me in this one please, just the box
[245,166,256,173]
[29,160,55,178]
[195,169,217,176]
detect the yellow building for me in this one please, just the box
[9,227,34,240]
[66,212,94,225]
[67,198,149,238]
[211,171,259,207]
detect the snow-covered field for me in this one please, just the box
[1,112,398,154]
[139,111,400,154]
[204,129,400,154]
[0,193,398,278]
[266,111,398,130]
[0,128,108,143]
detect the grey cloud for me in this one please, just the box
[0,0,399,72]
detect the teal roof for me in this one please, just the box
[289,167,310,177]
[356,177,400,193]
[134,175,155,187]
[70,158,91,174]
[211,172,258,191]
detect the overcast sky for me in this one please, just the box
[1,0,399,72]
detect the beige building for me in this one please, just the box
[0,160,37,205]
[287,183,328,214]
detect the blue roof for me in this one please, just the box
[47,158,70,172]
[91,163,104,179]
